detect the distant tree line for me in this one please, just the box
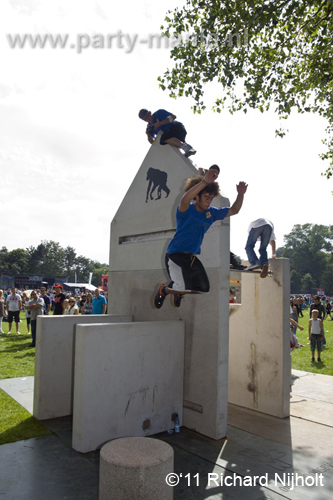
[277,224,333,295]
[0,240,108,288]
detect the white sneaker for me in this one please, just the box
[184,145,197,157]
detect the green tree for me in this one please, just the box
[290,269,301,293]
[320,263,333,295]
[64,246,77,280]
[73,256,92,283]
[5,249,30,274]
[27,241,66,275]
[279,223,333,290]
[90,262,109,288]
[0,247,9,273]
[300,273,316,293]
[159,0,333,178]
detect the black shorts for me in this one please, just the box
[165,253,210,293]
[160,122,186,145]
[26,317,31,325]
[8,310,20,323]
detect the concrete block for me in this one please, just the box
[72,321,184,453]
[228,258,291,417]
[99,437,173,500]
[107,142,231,440]
[33,314,132,420]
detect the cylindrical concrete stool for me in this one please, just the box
[99,437,174,500]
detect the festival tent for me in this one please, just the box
[62,283,97,292]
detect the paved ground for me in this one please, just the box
[0,369,332,499]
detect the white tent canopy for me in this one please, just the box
[63,283,97,291]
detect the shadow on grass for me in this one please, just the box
[1,343,35,356]
[0,415,52,446]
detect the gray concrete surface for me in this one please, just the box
[72,321,185,452]
[0,369,332,499]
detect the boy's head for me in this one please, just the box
[312,309,319,318]
[138,109,152,122]
[184,174,220,199]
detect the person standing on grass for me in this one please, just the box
[92,289,107,315]
[53,284,66,315]
[310,295,326,346]
[26,290,44,348]
[40,287,51,315]
[154,166,248,308]
[308,309,324,363]
[67,297,79,315]
[0,289,6,333]
[6,288,22,335]
[22,291,31,335]
[82,293,93,315]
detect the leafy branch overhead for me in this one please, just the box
[159,0,333,178]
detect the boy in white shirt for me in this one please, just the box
[308,309,324,363]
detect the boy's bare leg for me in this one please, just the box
[164,138,182,148]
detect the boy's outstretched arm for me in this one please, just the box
[226,181,248,217]
[179,168,219,212]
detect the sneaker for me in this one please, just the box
[311,358,315,362]
[185,148,196,158]
[246,264,261,271]
[172,293,183,308]
[317,358,322,362]
[154,284,167,309]
[17,332,21,335]
[183,144,197,157]
[260,264,268,278]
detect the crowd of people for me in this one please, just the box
[0,284,108,347]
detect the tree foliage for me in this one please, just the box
[159,0,333,178]
[278,223,333,293]
[0,241,108,287]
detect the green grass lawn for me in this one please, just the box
[291,307,333,376]
[0,313,35,379]
[0,312,51,444]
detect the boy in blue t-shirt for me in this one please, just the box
[139,108,196,157]
[154,166,248,308]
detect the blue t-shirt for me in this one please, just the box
[92,295,107,314]
[167,203,229,255]
[149,109,180,136]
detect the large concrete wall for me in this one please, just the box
[34,314,132,420]
[228,258,291,417]
[72,321,185,453]
[109,139,232,439]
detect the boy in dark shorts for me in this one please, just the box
[154,166,248,308]
[139,108,196,157]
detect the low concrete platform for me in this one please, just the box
[0,370,332,499]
